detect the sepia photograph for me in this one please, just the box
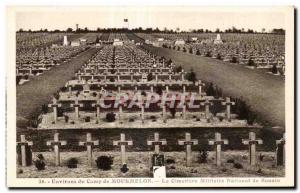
[6,5,295,188]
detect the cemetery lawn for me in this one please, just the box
[141,45,285,131]
[16,47,100,130]
[17,151,284,178]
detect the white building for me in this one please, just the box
[214,34,223,44]
[113,39,124,46]
[71,41,80,47]
[63,35,68,46]
[174,39,185,45]
[191,37,198,41]
[80,38,87,45]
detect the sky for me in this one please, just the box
[15,7,286,32]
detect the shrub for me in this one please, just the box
[227,159,235,163]
[231,56,238,63]
[233,163,243,169]
[92,92,97,97]
[195,49,200,55]
[174,65,183,73]
[106,112,116,122]
[278,67,284,75]
[155,85,163,95]
[120,164,129,173]
[67,158,78,168]
[34,154,45,170]
[30,112,42,128]
[95,156,113,170]
[41,104,48,114]
[185,70,197,83]
[166,159,175,164]
[198,148,209,163]
[271,64,278,74]
[169,107,176,118]
[259,154,264,161]
[16,76,21,85]
[216,53,222,60]
[183,47,187,52]
[60,86,67,92]
[205,51,211,57]
[248,59,256,67]
[150,115,156,119]
[141,91,147,96]
[64,115,69,123]
[147,73,153,81]
[85,116,91,122]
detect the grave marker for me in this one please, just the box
[48,97,62,123]
[242,132,263,166]
[178,132,198,166]
[221,97,235,121]
[113,133,133,165]
[276,133,285,166]
[92,99,101,120]
[208,132,228,166]
[46,133,67,166]
[200,99,212,119]
[17,135,33,167]
[79,133,99,167]
[71,97,84,120]
[147,132,167,154]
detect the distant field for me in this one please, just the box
[141,45,285,132]
[16,47,100,130]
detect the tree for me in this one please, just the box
[247,58,256,67]
[271,64,278,74]
[147,72,153,81]
[66,28,73,33]
[206,83,215,96]
[169,107,176,118]
[230,56,238,63]
[185,69,197,83]
[174,65,183,73]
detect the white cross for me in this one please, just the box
[17,135,33,167]
[221,97,235,121]
[147,132,167,154]
[178,132,198,166]
[79,133,99,167]
[242,132,263,166]
[48,97,62,123]
[208,132,228,166]
[46,133,67,166]
[113,133,133,165]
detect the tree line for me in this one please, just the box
[17,26,285,35]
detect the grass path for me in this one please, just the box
[16,47,100,129]
[142,45,285,132]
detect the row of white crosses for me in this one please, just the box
[47,96,236,123]
[17,132,286,168]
